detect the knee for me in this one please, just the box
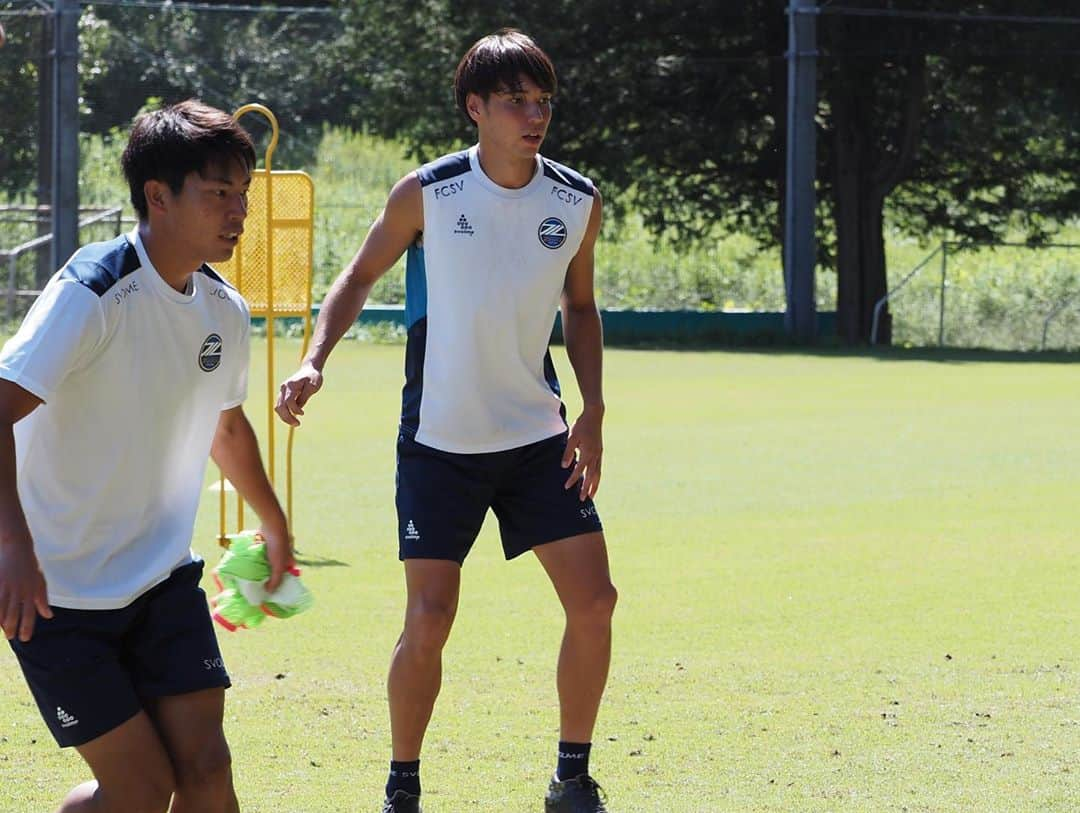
[402,599,456,655]
[566,581,618,629]
[172,735,232,795]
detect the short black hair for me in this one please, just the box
[121,99,256,220]
[454,29,557,128]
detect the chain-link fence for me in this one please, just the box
[0,204,124,320]
[880,242,1080,351]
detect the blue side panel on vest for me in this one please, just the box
[416,150,471,187]
[541,158,593,197]
[405,244,428,329]
[400,317,428,437]
[59,236,139,298]
[542,349,568,425]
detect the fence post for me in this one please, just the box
[50,0,80,272]
[7,253,18,321]
[784,0,819,340]
[938,243,949,346]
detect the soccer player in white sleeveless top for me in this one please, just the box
[277,29,616,813]
[0,101,293,813]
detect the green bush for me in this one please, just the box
[3,128,1077,350]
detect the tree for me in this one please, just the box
[0,10,48,198]
[817,0,1080,342]
[6,0,1077,345]
[346,0,1079,344]
[78,3,347,166]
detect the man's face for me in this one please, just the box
[469,74,554,158]
[165,158,251,264]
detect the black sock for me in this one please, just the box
[557,741,591,781]
[387,760,421,797]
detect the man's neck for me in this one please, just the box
[475,143,537,189]
[138,222,197,293]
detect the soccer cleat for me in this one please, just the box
[382,789,422,813]
[545,774,609,812]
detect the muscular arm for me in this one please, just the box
[560,188,606,500]
[0,379,51,640]
[211,406,294,590]
[275,173,424,426]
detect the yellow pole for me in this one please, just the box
[218,474,227,548]
[216,105,311,542]
[233,104,279,494]
[230,104,281,533]
[285,174,315,531]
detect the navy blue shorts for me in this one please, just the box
[8,560,230,748]
[395,432,603,563]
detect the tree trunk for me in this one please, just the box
[835,184,890,346]
[831,53,925,345]
[833,86,888,343]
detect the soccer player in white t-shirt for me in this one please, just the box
[276,29,615,813]
[0,100,293,813]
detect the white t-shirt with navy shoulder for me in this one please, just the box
[404,145,595,454]
[0,230,250,610]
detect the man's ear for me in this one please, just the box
[465,92,484,125]
[143,179,169,216]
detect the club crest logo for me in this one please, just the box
[538,217,567,249]
[199,333,223,372]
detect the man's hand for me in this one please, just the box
[258,524,295,594]
[0,540,52,642]
[275,362,323,427]
[561,405,604,501]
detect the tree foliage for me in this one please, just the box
[3,1,1078,344]
[76,2,347,165]
[817,0,1080,340]
[0,10,48,196]
[341,0,1079,342]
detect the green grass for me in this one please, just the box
[1,343,1078,811]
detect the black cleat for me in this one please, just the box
[545,773,609,812]
[382,789,422,813]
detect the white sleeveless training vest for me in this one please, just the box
[402,145,595,454]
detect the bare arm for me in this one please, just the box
[0,379,52,641]
[211,406,294,591]
[275,173,424,426]
[560,188,605,500]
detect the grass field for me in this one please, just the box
[1,342,1078,812]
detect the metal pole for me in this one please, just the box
[37,12,54,286]
[6,254,17,322]
[784,0,818,340]
[50,0,79,272]
[938,243,948,346]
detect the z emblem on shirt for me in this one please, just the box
[538,217,567,249]
[199,333,223,372]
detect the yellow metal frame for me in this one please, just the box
[214,103,315,546]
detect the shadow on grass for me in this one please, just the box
[294,553,350,568]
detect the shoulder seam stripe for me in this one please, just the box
[541,159,594,197]
[417,150,472,187]
[199,264,233,288]
[59,239,141,298]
